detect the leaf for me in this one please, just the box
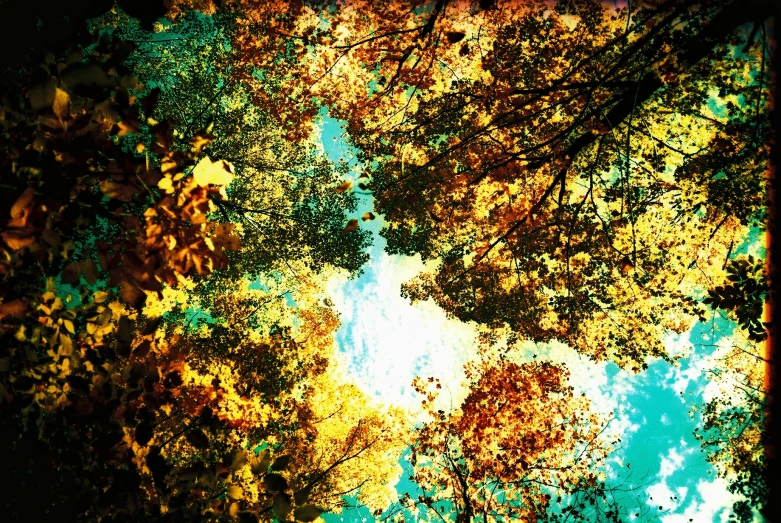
[116,118,140,137]
[8,188,36,228]
[60,63,111,93]
[95,99,119,125]
[185,429,209,449]
[227,485,244,500]
[0,299,27,321]
[270,454,291,471]
[52,88,70,121]
[118,316,135,344]
[119,280,146,307]
[250,450,272,474]
[619,256,634,274]
[1,229,36,251]
[231,450,249,470]
[335,181,352,193]
[157,176,174,194]
[341,219,359,235]
[82,258,98,285]
[61,262,82,285]
[238,512,260,523]
[192,156,234,186]
[263,473,288,491]
[446,31,466,43]
[100,180,139,202]
[293,485,312,505]
[27,77,57,111]
[273,492,292,521]
[294,505,323,522]
[135,421,154,446]
[362,212,376,221]
[191,133,213,154]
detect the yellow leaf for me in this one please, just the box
[157,176,174,194]
[52,88,70,121]
[190,133,213,154]
[227,485,243,500]
[59,333,73,356]
[192,156,234,187]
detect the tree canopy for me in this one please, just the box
[0,1,774,522]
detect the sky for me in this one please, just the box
[315,116,756,523]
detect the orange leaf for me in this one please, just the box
[341,219,359,235]
[61,262,83,285]
[335,181,352,193]
[0,299,27,321]
[8,188,35,228]
[1,229,36,250]
[83,259,98,285]
[119,279,146,307]
[100,181,139,202]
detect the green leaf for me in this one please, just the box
[264,473,288,491]
[185,429,209,449]
[250,449,271,474]
[294,504,323,522]
[231,450,249,470]
[294,485,312,505]
[270,454,291,471]
[273,492,292,521]
[60,63,111,93]
[28,77,57,111]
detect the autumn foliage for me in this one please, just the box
[0,0,774,522]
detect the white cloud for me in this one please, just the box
[326,251,478,414]
[659,477,741,523]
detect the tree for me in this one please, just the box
[96,6,373,279]
[388,359,618,523]
[1,1,773,520]
[221,0,772,368]
[0,16,400,520]
[691,322,769,522]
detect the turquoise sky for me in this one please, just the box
[315,116,757,523]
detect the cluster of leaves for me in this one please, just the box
[383,360,621,523]
[0,1,772,522]
[211,0,771,370]
[703,256,770,341]
[0,8,399,521]
[0,22,245,518]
